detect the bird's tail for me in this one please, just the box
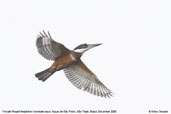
[35,68,56,82]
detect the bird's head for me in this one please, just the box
[74,43,102,54]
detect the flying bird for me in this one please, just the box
[35,31,113,98]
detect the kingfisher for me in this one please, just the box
[35,31,113,98]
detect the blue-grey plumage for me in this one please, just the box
[35,31,113,98]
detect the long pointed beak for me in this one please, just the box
[91,43,102,47]
[87,43,102,51]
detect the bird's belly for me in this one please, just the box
[49,54,75,72]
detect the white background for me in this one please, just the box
[0,0,170,114]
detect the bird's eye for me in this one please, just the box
[82,44,88,48]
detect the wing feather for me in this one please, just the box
[63,60,113,98]
[36,31,69,60]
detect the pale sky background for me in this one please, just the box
[0,0,171,114]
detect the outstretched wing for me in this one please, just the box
[36,31,69,60]
[63,60,113,98]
